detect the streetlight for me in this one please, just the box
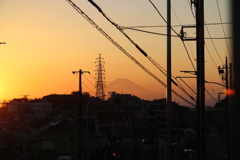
[86,95,104,160]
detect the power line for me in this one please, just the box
[171,1,217,103]
[186,41,196,61]
[120,28,179,37]
[89,73,96,81]
[83,74,95,88]
[148,0,179,36]
[206,82,218,94]
[204,22,224,65]
[66,0,196,106]
[215,0,232,62]
[88,0,196,102]
[171,5,181,25]
[188,0,196,18]
[121,22,232,29]
[82,82,95,96]
[177,77,197,95]
[168,4,196,71]
[205,88,218,101]
[187,0,225,66]
[182,41,196,71]
[148,0,196,99]
[124,27,232,39]
[204,42,218,68]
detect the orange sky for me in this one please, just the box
[0,0,231,107]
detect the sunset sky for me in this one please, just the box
[0,0,231,107]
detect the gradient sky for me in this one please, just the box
[0,0,231,107]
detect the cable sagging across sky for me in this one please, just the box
[66,0,196,106]
[88,0,196,101]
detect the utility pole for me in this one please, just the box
[72,69,90,160]
[196,0,205,159]
[179,1,205,158]
[228,62,232,160]
[225,57,229,159]
[166,0,172,159]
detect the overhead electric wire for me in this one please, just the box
[149,0,196,72]
[187,0,225,66]
[121,28,179,37]
[89,73,96,81]
[82,82,95,95]
[83,74,96,88]
[171,5,181,26]
[205,88,218,101]
[177,77,197,95]
[182,42,196,71]
[187,0,222,101]
[148,0,196,100]
[204,22,224,65]
[184,72,196,90]
[216,0,232,62]
[206,82,218,94]
[66,0,196,106]
[196,10,226,101]
[186,41,196,61]
[172,3,197,71]
[88,0,196,102]
[73,73,95,95]
[125,27,232,39]
[172,1,219,101]
[0,77,23,99]
[205,42,218,68]
[188,0,196,18]
[122,22,231,29]
[149,0,179,36]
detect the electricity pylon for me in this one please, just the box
[95,54,105,100]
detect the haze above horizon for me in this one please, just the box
[0,0,231,107]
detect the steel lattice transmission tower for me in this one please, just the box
[95,54,106,100]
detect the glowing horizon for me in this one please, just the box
[0,0,231,107]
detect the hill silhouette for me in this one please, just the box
[106,78,161,100]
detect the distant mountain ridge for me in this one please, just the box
[106,78,161,100]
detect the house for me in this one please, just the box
[32,119,78,160]
[32,118,112,160]
[0,131,36,160]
